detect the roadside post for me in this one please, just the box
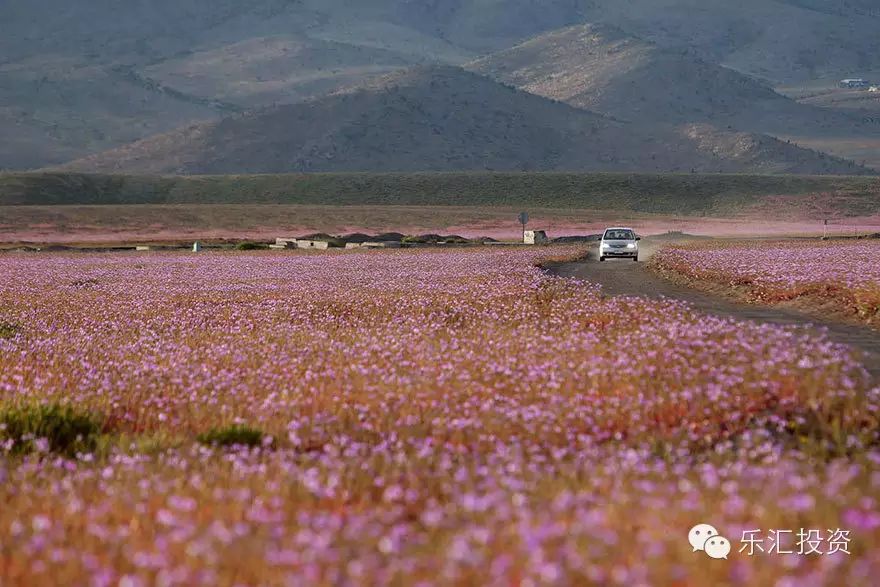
[823,219,828,240]
[519,211,529,243]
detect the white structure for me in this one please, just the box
[296,240,329,250]
[192,242,202,252]
[524,230,549,245]
[361,241,402,249]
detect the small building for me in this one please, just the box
[296,240,329,250]
[361,241,402,249]
[839,78,871,89]
[524,230,549,245]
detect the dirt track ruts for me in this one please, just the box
[548,240,880,381]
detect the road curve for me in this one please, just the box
[547,241,880,381]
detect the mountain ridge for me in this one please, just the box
[3,1,879,171]
[467,23,880,169]
[56,65,870,176]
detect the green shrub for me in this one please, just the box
[0,403,103,456]
[0,321,19,339]
[196,425,268,448]
[235,242,269,251]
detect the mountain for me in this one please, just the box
[675,123,866,175]
[467,24,783,124]
[0,54,221,171]
[3,1,880,170]
[141,36,418,109]
[0,1,474,171]
[467,23,880,169]
[4,1,875,79]
[569,1,880,84]
[57,66,867,176]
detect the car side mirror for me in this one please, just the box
[636,237,641,241]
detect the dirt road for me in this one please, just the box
[549,240,880,380]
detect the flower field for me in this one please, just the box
[0,248,879,585]
[651,240,880,327]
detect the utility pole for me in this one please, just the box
[519,211,529,243]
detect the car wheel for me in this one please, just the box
[633,256,639,262]
[599,256,605,262]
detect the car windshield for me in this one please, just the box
[604,230,635,240]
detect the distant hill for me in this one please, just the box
[6,2,872,82]
[468,23,876,132]
[0,1,475,171]
[467,24,786,124]
[141,35,419,109]
[3,1,880,170]
[0,55,221,170]
[797,88,880,113]
[675,123,871,175]
[56,66,868,176]
[468,24,880,169]
[570,1,880,84]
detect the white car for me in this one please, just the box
[599,227,640,262]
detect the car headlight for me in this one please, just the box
[601,243,610,249]
[627,243,637,249]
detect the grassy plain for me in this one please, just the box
[1,172,878,211]
[1,172,879,244]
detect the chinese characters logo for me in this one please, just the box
[739,528,852,556]
[690,523,853,560]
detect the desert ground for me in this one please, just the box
[1,203,880,247]
[1,171,879,247]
